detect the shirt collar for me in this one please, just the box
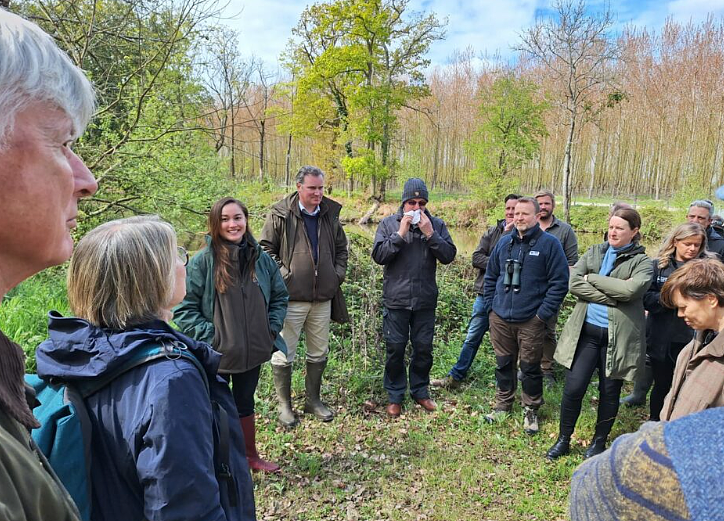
[299,200,320,216]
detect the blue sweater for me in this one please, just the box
[483,224,570,322]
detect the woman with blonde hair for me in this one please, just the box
[34,216,255,521]
[644,223,713,420]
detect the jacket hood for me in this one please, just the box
[36,311,221,383]
[270,192,341,219]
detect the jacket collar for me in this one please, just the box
[513,223,542,243]
[600,241,646,258]
[693,329,724,358]
[273,192,336,219]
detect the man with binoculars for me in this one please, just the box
[482,197,569,434]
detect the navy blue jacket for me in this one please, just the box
[483,223,569,322]
[36,313,256,521]
[371,207,456,310]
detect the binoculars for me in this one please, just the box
[504,258,522,293]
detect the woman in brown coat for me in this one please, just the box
[659,258,724,420]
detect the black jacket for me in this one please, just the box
[472,219,510,295]
[644,257,695,360]
[371,208,456,310]
[707,226,724,260]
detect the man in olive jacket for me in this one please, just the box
[0,9,98,520]
[372,178,457,417]
[260,166,348,427]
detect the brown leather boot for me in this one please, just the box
[239,415,280,473]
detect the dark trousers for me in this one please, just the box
[488,311,546,410]
[649,342,688,421]
[559,323,623,439]
[220,365,262,417]
[540,312,559,374]
[383,307,435,403]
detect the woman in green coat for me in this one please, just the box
[174,197,289,473]
[546,209,653,460]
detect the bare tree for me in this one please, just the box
[518,0,617,220]
[201,26,254,178]
[241,59,277,182]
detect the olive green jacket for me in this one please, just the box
[555,243,653,381]
[173,236,289,355]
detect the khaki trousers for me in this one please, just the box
[271,300,331,366]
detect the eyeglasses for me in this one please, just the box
[177,246,189,266]
[405,199,427,208]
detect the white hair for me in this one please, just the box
[0,9,95,146]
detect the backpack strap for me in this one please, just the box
[212,401,237,507]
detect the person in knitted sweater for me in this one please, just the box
[570,407,724,521]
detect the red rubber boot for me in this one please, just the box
[239,415,280,473]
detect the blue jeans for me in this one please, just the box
[449,295,489,381]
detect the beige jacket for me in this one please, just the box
[661,330,724,421]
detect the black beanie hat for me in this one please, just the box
[401,178,429,203]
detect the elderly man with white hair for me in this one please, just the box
[0,8,97,520]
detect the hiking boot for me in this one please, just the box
[430,375,461,390]
[523,406,539,435]
[304,360,334,421]
[272,364,299,428]
[546,435,571,460]
[484,409,510,423]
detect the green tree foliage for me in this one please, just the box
[17,0,232,235]
[466,75,548,212]
[283,0,445,199]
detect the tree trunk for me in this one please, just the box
[258,119,265,182]
[587,131,598,199]
[285,133,292,187]
[562,112,576,222]
[229,109,236,178]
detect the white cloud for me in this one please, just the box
[223,0,307,65]
[668,0,724,22]
[219,0,724,71]
[409,0,541,64]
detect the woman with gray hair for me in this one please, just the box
[34,216,255,521]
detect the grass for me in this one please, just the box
[1,225,655,521]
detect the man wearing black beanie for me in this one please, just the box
[372,178,457,417]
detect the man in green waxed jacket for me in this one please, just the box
[0,8,98,520]
[260,166,348,428]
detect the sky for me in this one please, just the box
[219,0,724,70]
